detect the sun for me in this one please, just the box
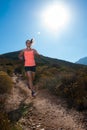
[41,4,70,31]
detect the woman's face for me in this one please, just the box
[26,41,32,48]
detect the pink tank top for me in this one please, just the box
[24,50,36,66]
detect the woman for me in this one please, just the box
[18,39,39,97]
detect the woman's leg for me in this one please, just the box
[26,71,36,97]
[26,71,34,91]
[32,72,36,81]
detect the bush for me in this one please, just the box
[0,71,22,130]
[0,111,22,130]
[0,71,13,94]
[6,66,14,76]
[55,73,87,110]
[0,111,11,130]
[32,65,87,110]
[14,66,24,75]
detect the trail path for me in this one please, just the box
[5,75,86,130]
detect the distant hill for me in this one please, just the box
[0,50,20,60]
[76,57,87,65]
[0,50,84,69]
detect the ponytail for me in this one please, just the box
[30,38,33,43]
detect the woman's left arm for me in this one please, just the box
[34,49,40,57]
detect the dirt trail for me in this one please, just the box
[32,90,85,130]
[5,75,86,130]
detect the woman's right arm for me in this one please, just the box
[18,50,24,60]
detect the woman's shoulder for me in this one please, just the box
[23,48,28,52]
[32,49,39,55]
[32,48,37,52]
[19,49,27,54]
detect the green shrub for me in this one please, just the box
[6,66,14,76]
[0,111,22,130]
[55,73,87,110]
[37,73,58,92]
[14,66,24,74]
[0,71,13,94]
[0,111,11,130]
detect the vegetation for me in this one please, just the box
[0,111,22,130]
[36,65,87,110]
[0,71,13,94]
[0,111,11,130]
[0,51,87,129]
[0,51,87,111]
[0,70,23,130]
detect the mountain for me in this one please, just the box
[76,57,87,65]
[1,50,68,64]
[0,50,20,60]
[0,50,84,69]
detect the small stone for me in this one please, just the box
[40,128,45,130]
[36,124,41,128]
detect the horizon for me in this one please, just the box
[0,0,87,63]
[1,49,86,64]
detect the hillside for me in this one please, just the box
[0,50,84,69]
[0,50,87,110]
[4,75,86,130]
[76,57,87,65]
[0,51,87,130]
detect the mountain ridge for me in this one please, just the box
[0,50,84,69]
[76,57,87,65]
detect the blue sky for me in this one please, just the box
[0,0,87,62]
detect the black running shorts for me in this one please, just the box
[24,66,36,72]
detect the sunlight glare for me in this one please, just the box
[41,4,70,32]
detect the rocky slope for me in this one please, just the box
[4,75,87,130]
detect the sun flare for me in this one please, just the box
[41,4,70,31]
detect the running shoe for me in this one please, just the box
[32,91,36,97]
